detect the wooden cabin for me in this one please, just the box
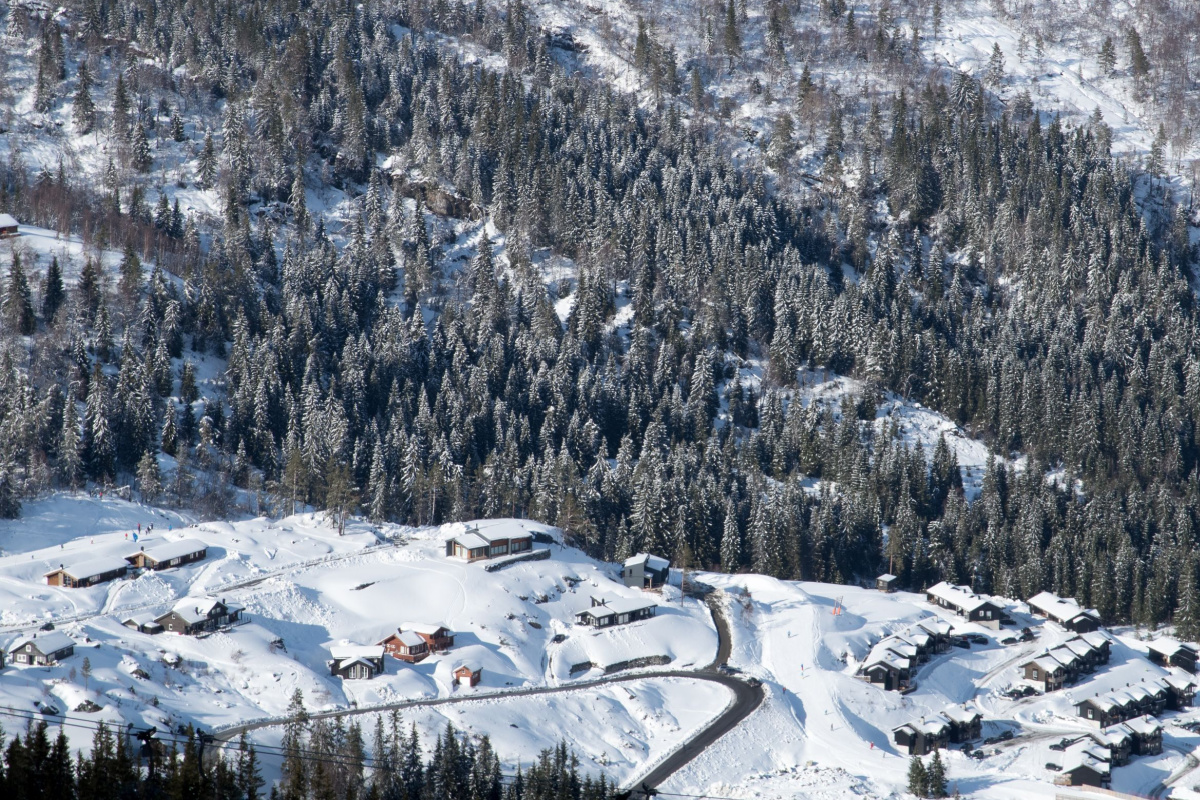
[45,557,129,588]
[378,630,429,663]
[876,573,898,593]
[575,596,657,627]
[1026,591,1102,633]
[0,214,18,238]
[329,646,385,680]
[155,597,243,635]
[445,528,533,562]
[623,553,670,590]
[1147,639,1199,673]
[925,582,1005,629]
[9,632,75,666]
[126,539,208,570]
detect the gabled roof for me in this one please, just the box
[46,556,128,581]
[335,656,381,671]
[131,538,207,563]
[1147,637,1199,657]
[925,581,999,613]
[11,631,75,654]
[166,596,232,625]
[386,631,425,648]
[1048,646,1082,666]
[122,612,159,627]
[0,214,18,227]
[402,622,451,636]
[1123,715,1162,736]
[330,644,384,661]
[1079,631,1112,649]
[455,660,481,672]
[913,618,953,637]
[1062,639,1097,659]
[583,596,657,617]
[625,553,670,571]
[451,527,532,548]
[1026,591,1101,624]
[877,573,898,582]
[1024,655,1066,674]
[1100,724,1132,746]
[942,705,980,725]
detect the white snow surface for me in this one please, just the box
[0,497,720,787]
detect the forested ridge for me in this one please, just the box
[0,0,1198,631]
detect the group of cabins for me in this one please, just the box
[861,617,954,692]
[892,705,982,755]
[378,624,455,663]
[1075,674,1196,728]
[1020,632,1113,692]
[1051,716,1166,790]
[327,628,480,686]
[924,582,1006,629]
[45,539,208,587]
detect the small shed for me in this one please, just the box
[122,613,163,635]
[0,214,18,238]
[876,574,898,593]
[454,661,482,686]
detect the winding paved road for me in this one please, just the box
[213,589,764,796]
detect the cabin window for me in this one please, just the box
[1087,709,1094,719]
[1031,668,1039,680]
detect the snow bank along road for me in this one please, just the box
[213,592,764,795]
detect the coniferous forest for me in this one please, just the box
[0,0,1198,635]
[0,699,608,800]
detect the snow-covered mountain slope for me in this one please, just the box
[0,495,720,783]
[667,575,1200,799]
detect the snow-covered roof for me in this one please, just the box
[1148,637,1198,657]
[1080,631,1111,649]
[1048,646,1082,666]
[11,631,75,654]
[1164,671,1198,691]
[1100,725,1132,745]
[925,581,998,613]
[133,538,207,563]
[587,596,657,616]
[1026,591,1100,624]
[0,214,17,228]
[168,596,230,624]
[942,705,980,725]
[452,532,491,549]
[913,618,953,637]
[1062,639,1097,659]
[330,644,384,661]
[390,631,425,647]
[918,715,951,735]
[456,660,481,672]
[1067,754,1110,777]
[46,556,129,581]
[402,622,450,636]
[877,573,897,582]
[1026,655,1066,674]
[122,612,160,627]
[1124,715,1162,736]
[625,553,670,571]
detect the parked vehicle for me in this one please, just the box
[967,633,989,645]
[1000,636,1018,645]
[998,730,1014,741]
[951,636,971,649]
[1045,763,1062,772]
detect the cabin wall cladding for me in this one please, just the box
[568,655,670,676]
[482,548,551,572]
